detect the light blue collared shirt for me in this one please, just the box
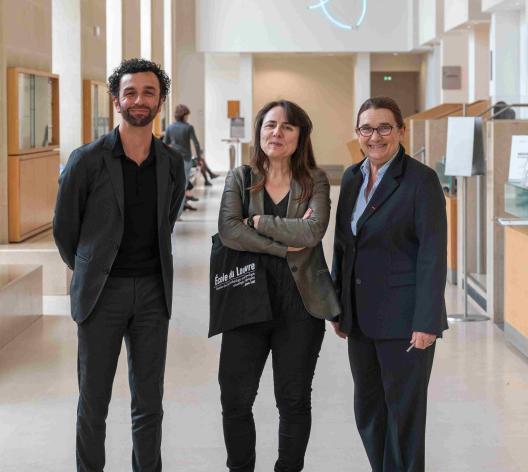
[351,153,398,235]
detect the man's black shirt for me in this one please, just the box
[110,130,161,277]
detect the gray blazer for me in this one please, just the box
[53,129,186,324]
[163,121,201,161]
[218,166,341,320]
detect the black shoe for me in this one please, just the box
[204,180,213,187]
[209,173,219,179]
[184,203,197,211]
[186,196,199,202]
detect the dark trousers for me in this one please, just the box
[76,275,169,472]
[347,330,435,472]
[219,317,325,472]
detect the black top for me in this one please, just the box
[262,190,309,321]
[163,121,201,162]
[110,131,161,277]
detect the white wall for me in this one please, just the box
[444,0,489,32]
[424,44,442,108]
[444,0,469,31]
[354,53,370,117]
[482,0,521,11]
[204,54,242,171]
[196,0,412,53]
[521,0,528,114]
[419,0,439,45]
[173,0,205,148]
[52,0,82,165]
[490,10,520,102]
[441,31,469,103]
[468,23,490,101]
[370,53,422,71]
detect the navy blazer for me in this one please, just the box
[332,146,448,339]
[53,129,186,323]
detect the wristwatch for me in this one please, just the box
[247,215,255,229]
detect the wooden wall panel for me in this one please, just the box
[504,226,528,338]
[346,139,363,164]
[8,150,59,242]
[446,195,457,272]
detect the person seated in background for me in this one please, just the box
[196,150,219,186]
[493,101,516,120]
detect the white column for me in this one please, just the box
[204,53,241,171]
[239,53,253,142]
[140,0,152,60]
[468,23,490,102]
[520,1,528,117]
[354,53,370,117]
[106,0,122,76]
[425,43,441,109]
[490,10,520,103]
[52,0,82,165]
[163,0,172,114]
[440,31,469,103]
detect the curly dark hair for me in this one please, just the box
[107,58,171,100]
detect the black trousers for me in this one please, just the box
[76,275,169,472]
[219,317,325,472]
[348,330,435,472]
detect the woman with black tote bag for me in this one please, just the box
[214,100,340,472]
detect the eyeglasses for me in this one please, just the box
[356,124,397,137]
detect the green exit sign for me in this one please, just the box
[383,75,393,81]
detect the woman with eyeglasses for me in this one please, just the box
[331,96,448,472]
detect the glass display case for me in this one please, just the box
[505,182,528,218]
[83,80,113,143]
[7,67,60,155]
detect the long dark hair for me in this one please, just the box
[251,100,317,202]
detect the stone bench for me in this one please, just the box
[0,230,71,296]
[0,264,43,349]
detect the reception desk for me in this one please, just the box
[504,226,528,357]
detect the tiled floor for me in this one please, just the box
[1,180,527,471]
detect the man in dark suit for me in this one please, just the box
[53,58,186,472]
[331,97,448,472]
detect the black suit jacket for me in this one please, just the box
[332,146,448,339]
[53,128,186,323]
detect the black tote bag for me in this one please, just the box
[208,166,272,337]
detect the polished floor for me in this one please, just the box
[1,179,527,471]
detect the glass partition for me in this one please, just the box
[18,73,53,150]
[91,83,111,140]
[505,182,528,218]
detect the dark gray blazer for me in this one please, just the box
[218,166,341,320]
[53,129,186,324]
[163,121,201,161]
[332,147,448,338]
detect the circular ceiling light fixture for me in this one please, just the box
[309,0,368,30]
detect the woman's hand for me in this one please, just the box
[243,215,261,228]
[409,331,437,350]
[331,321,347,339]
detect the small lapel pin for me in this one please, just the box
[371,205,377,210]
